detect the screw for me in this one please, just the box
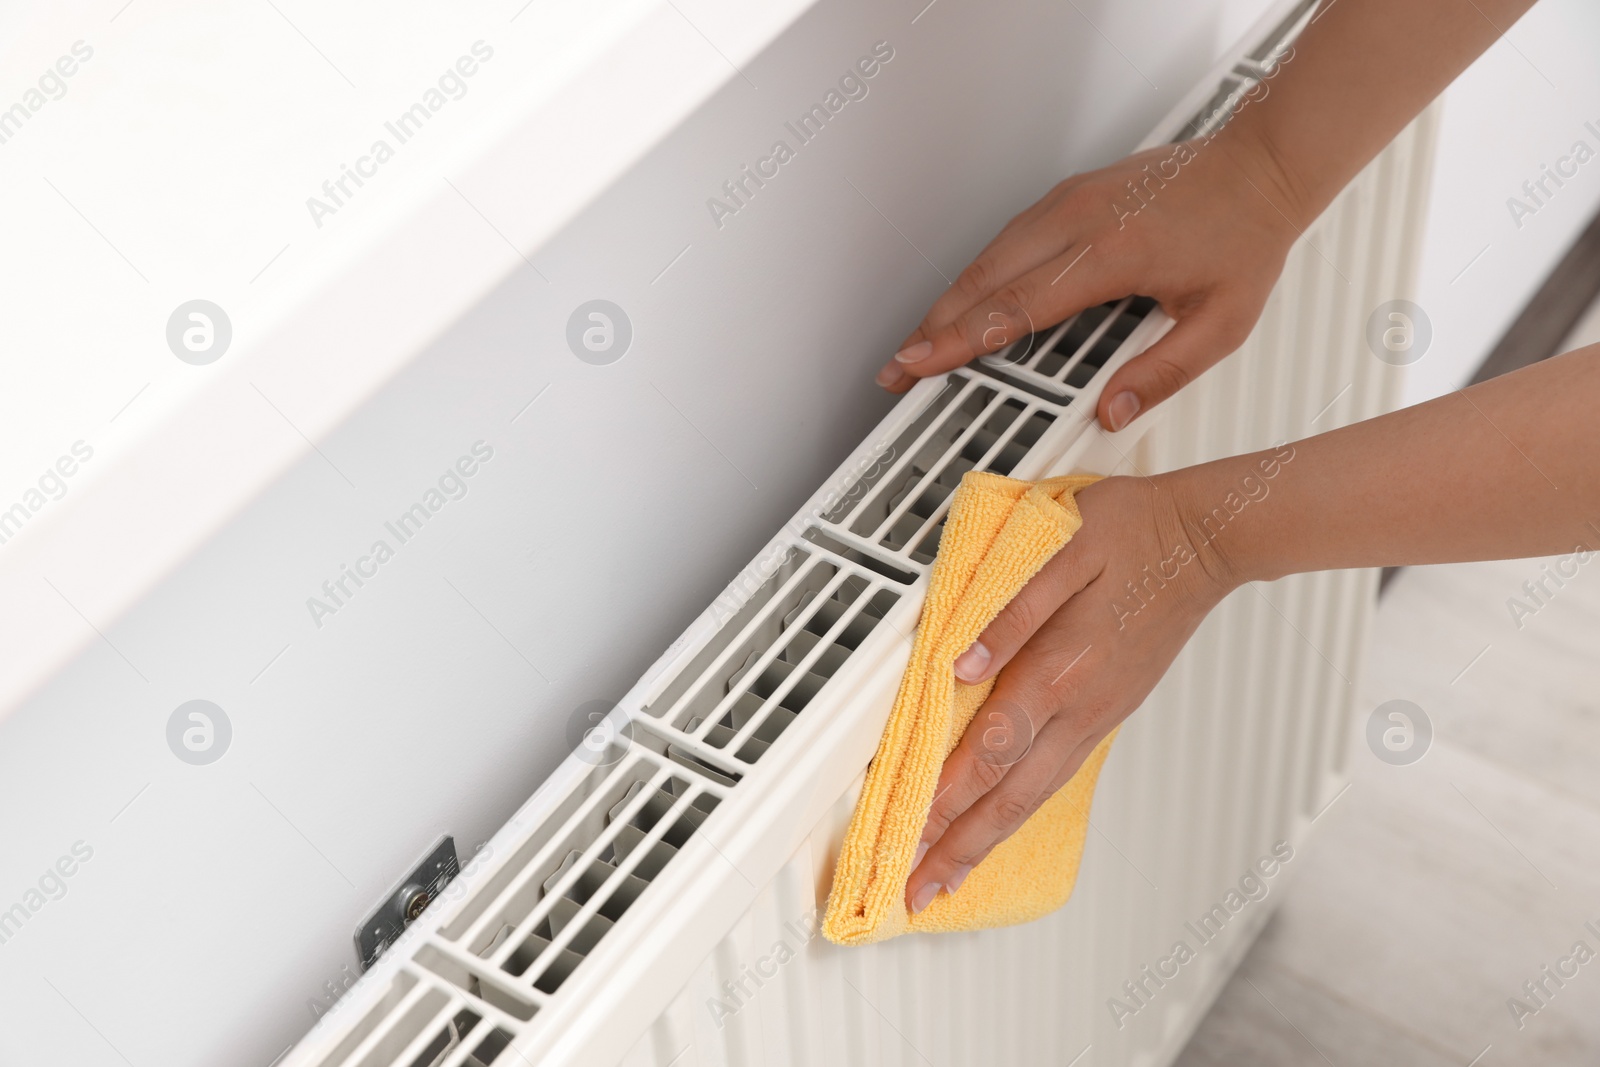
[402,888,431,922]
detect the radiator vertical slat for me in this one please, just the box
[1240,283,1290,867]
[1215,313,1264,894]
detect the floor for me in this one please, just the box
[1174,315,1600,1067]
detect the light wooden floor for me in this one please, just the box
[1175,316,1600,1067]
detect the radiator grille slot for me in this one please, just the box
[979,295,1159,401]
[688,580,899,763]
[652,551,901,767]
[820,377,965,525]
[664,743,742,787]
[846,382,999,541]
[645,547,806,719]
[844,383,1057,566]
[647,550,833,728]
[497,778,717,994]
[401,1008,482,1067]
[983,408,1054,474]
[316,969,528,1067]
[1035,305,1112,377]
[460,1028,515,1067]
[492,772,712,994]
[876,396,1024,550]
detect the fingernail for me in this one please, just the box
[953,641,991,683]
[875,362,909,388]
[1107,391,1140,432]
[945,865,972,894]
[911,882,941,914]
[893,340,934,365]
[912,841,930,869]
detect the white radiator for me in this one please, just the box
[280,6,1438,1066]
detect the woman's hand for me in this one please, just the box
[904,472,1238,913]
[904,332,1600,910]
[875,129,1302,433]
[874,0,1541,429]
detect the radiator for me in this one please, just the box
[279,6,1439,1066]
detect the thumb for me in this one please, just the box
[1094,309,1249,431]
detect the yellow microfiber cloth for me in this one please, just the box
[823,470,1118,945]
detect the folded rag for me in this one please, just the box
[822,470,1118,945]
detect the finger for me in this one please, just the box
[905,713,1082,911]
[907,624,1116,914]
[924,614,1103,850]
[928,721,1113,886]
[1053,722,1116,795]
[915,222,1079,338]
[1093,304,1254,431]
[913,691,1034,866]
[905,178,1093,341]
[913,619,1095,865]
[874,360,915,391]
[892,247,1127,385]
[953,534,1101,685]
[875,225,1083,393]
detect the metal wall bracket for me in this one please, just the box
[355,835,460,970]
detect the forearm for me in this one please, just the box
[1220,0,1538,230]
[1170,345,1600,584]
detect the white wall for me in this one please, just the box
[1409,0,1600,405]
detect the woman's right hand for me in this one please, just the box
[875,128,1306,433]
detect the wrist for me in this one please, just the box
[1211,102,1326,240]
[1162,444,1298,594]
[1137,472,1239,614]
